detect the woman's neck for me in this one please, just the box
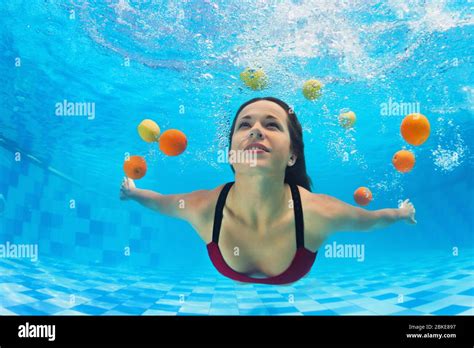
[228,172,290,234]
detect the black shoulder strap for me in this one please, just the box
[289,182,305,249]
[212,182,234,243]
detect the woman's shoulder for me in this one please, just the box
[186,183,228,223]
[184,183,228,243]
[298,186,348,230]
[299,187,346,213]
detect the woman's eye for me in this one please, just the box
[239,122,250,128]
[267,122,279,129]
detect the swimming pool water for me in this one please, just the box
[0,0,473,315]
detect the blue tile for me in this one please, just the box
[177,312,201,316]
[265,306,298,314]
[261,297,286,303]
[374,293,398,300]
[333,305,366,314]
[90,233,103,248]
[150,303,181,312]
[352,287,371,294]
[90,220,105,235]
[76,203,90,219]
[188,294,213,300]
[172,287,194,292]
[449,274,470,280]
[426,285,452,293]
[24,301,63,315]
[459,288,474,296]
[432,305,471,315]
[115,288,141,296]
[238,307,269,315]
[138,289,166,298]
[398,299,430,308]
[141,227,152,240]
[149,253,160,265]
[423,292,448,302]
[102,250,122,265]
[9,170,19,187]
[40,212,62,228]
[75,232,90,247]
[408,290,436,298]
[318,297,344,304]
[39,228,51,239]
[16,206,31,222]
[7,305,48,315]
[50,284,71,293]
[113,305,147,315]
[50,242,67,256]
[72,304,108,315]
[95,296,122,305]
[392,309,426,315]
[129,211,141,226]
[130,239,142,252]
[302,309,337,316]
[22,290,54,301]
[404,282,427,288]
[80,288,109,297]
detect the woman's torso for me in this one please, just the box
[190,183,327,278]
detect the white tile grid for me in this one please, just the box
[1,292,37,307]
[0,306,19,315]
[346,297,407,315]
[44,294,92,309]
[414,295,474,313]
[54,309,89,315]
[142,309,177,315]
[0,283,31,292]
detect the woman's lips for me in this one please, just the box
[244,143,270,152]
[247,149,266,154]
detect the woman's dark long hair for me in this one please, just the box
[228,97,313,192]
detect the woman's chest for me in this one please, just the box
[216,210,299,276]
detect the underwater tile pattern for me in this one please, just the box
[0,251,473,316]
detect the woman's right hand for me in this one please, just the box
[120,176,136,200]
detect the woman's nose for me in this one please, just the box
[249,128,264,140]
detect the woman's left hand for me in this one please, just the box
[398,199,417,224]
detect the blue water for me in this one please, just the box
[0,0,473,315]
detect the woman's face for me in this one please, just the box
[230,100,294,174]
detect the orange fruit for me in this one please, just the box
[392,150,415,173]
[123,155,147,179]
[401,113,430,146]
[159,129,187,156]
[354,187,372,206]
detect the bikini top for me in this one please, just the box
[206,181,317,285]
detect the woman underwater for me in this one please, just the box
[120,97,416,285]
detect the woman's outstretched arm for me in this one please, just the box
[119,176,207,221]
[317,195,416,233]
